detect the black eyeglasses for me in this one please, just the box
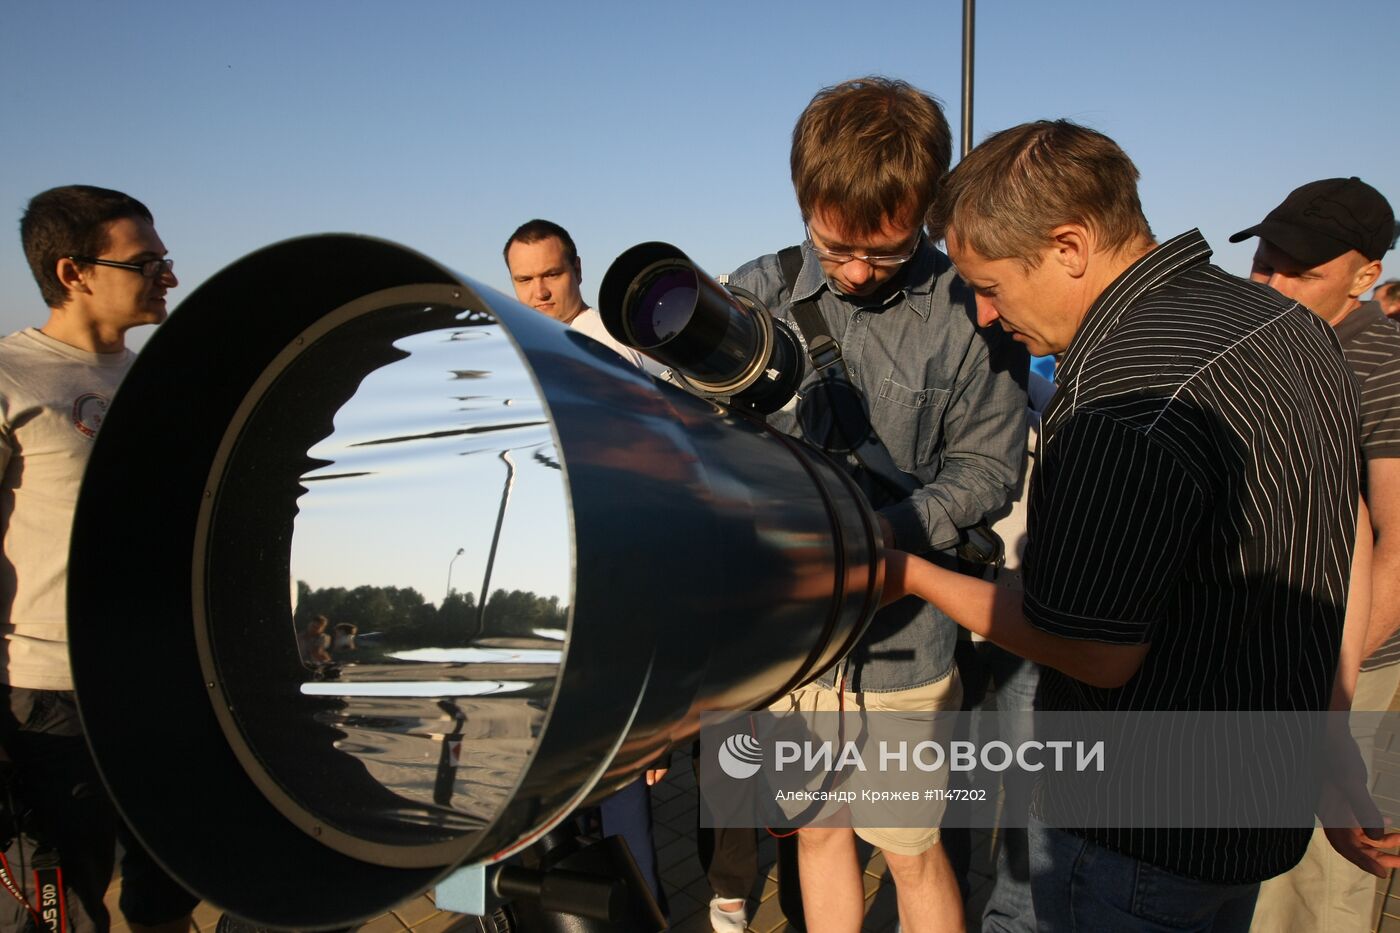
[68,256,174,279]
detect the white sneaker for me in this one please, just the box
[709,896,748,933]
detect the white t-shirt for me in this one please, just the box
[0,328,133,689]
[570,308,667,376]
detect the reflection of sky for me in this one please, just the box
[289,322,573,607]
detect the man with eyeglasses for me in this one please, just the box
[1,186,195,932]
[711,78,1028,933]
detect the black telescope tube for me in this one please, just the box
[67,234,883,929]
[599,243,766,392]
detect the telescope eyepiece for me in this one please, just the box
[600,243,802,415]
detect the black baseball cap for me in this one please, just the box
[1230,177,1394,266]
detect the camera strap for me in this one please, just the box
[777,246,1005,574]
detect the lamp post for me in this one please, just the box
[961,0,976,159]
[445,547,464,604]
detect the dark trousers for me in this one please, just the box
[597,777,668,916]
[0,687,199,932]
[696,826,757,901]
[942,639,1040,933]
[0,687,116,933]
[692,743,805,929]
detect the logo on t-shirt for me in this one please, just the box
[71,393,111,438]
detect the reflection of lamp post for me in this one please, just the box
[475,450,516,638]
[445,547,464,604]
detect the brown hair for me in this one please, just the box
[22,185,154,308]
[927,120,1153,266]
[790,77,951,237]
[503,218,578,267]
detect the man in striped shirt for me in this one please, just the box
[883,121,1397,930]
[1232,178,1400,933]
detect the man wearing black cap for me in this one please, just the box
[1232,177,1400,933]
[1232,177,1393,326]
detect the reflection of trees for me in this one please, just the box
[294,580,567,654]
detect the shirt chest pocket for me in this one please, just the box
[873,378,951,471]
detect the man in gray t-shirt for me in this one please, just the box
[2,185,191,933]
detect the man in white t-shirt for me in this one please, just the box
[503,218,647,368]
[1,185,195,933]
[501,218,667,913]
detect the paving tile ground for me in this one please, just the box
[103,685,1400,931]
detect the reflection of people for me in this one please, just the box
[502,219,668,915]
[886,120,1394,930]
[1,186,196,932]
[330,622,358,657]
[1232,178,1400,933]
[299,615,332,666]
[721,78,1028,933]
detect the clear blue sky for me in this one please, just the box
[2,0,1396,598]
[4,0,1396,331]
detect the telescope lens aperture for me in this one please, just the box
[627,263,698,349]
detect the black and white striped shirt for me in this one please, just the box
[1335,302,1400,671]
[1026,230,1362,883]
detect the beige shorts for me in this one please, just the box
[768,667,962,855]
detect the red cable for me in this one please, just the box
[0,853,42,928]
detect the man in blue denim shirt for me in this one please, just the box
[719,77,1028,933]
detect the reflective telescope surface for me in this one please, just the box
[200,297,570,861]
[68,235,884,928]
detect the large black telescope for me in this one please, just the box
[68,235,884,928]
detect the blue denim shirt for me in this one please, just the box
[727,241,1028,691]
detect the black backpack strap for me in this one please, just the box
[778,244,845,372]
[777,245,805,296]
[774,246,918,500]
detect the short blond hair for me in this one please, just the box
[791,77,951,236]
[928,120,1153,265]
